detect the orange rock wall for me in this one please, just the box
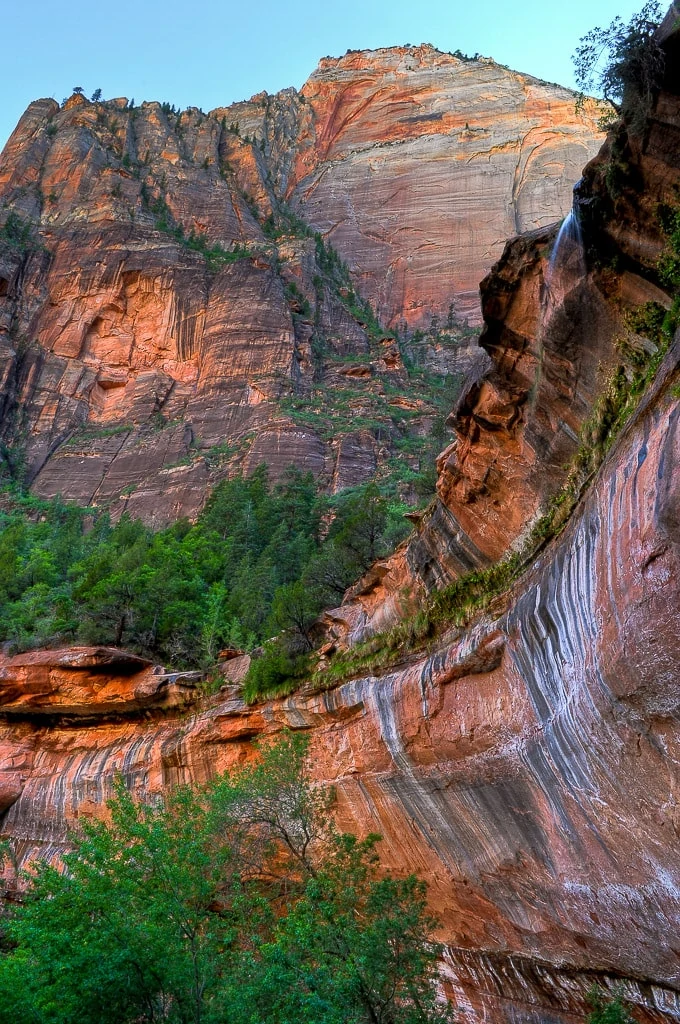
[0,53,602,520]
[291,48,604,328]
[405,55,680,590]
[2,338,680,1022]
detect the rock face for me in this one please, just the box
[3,23,680,1024]
[0,53,603,521]
[290,47,604,329]
[404,22,680,591]
[2,336,680,1024]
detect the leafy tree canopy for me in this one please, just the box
[0,734,452,1024]
[573,1,665,132]
[0,467,410,682]
[586,986,636,1024]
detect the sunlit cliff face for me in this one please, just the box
[3,25,680,1024]
[2,334,680,1024]
[0,52,602,524]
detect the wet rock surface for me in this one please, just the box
[2,341,680,1022]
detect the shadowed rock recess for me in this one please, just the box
[3,17,680,1024]
[0,49,602,522]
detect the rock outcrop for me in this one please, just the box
[404,19,680,591]
[2,331,680,1024]
[0,54,603,521]
[3,18,680,1024]
[290,47,603,329]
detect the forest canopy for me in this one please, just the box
[0,467,410,674]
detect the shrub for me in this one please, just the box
[0,213,34,252]
[586,986,636,1024]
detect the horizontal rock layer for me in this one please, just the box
[2,335,680,1022]
[290,47,603,329]
[0,52,602,519]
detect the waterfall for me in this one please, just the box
[532,205,586,407]
[539,205,587,331]
[545,208,585,299]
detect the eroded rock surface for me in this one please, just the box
[290,47,604,329]
[2,338,680,1023]
[0,54,602,520]
[2,25,680,1024]
[405,36,680,589]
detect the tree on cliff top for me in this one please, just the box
[0,734,453,1024]
[573,0,665,132]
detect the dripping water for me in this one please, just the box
[532,203,586,408]
[546,207,585,299]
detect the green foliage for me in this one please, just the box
[603,127,632,200]
[284,280,312,318]
[312,554,522,691]
[279,368,462,503]
[658,199,680,293]
[242,481,411,697]
[573,1,664,133]
[586,986,636,1024]
[0,468,410,686]
[242,642,311,701]
[261,201,314,241]
[0,735,451,1024]
[0,212,35,252]
[140,184,252,269]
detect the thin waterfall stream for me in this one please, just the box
[532,205,587,407]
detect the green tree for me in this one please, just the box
[328,482,390,574]
[573,1,665,132]
[0,736,451,1024]
[261,833,451,1024]
[268,579,320,651]
[586,986,636,1024]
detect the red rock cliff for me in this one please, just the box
[404,18,680,591]
[0,54,602,521]
[290,47,603,328]
[2,331,680,1023]
[3,23,680,1024]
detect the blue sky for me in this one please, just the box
[2,0,645,149]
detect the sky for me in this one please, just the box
[2,0,647,150]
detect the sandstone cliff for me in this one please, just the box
[290,47,603,329]
[403,21,680,593]
[0,53,602,522]
[2,328,680,1023]
[3,22,680,1024]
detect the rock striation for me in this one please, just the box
[290,47,604,329]
[0,53,602,521]
[404,21,680,592]
[3,19,680,1024]
[2,332,680,1024]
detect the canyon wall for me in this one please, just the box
[2,331,680,1023]
[404,24,680,591]
[0,54,602,521]
[290,47,602,329]
[3,16,680,1024]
